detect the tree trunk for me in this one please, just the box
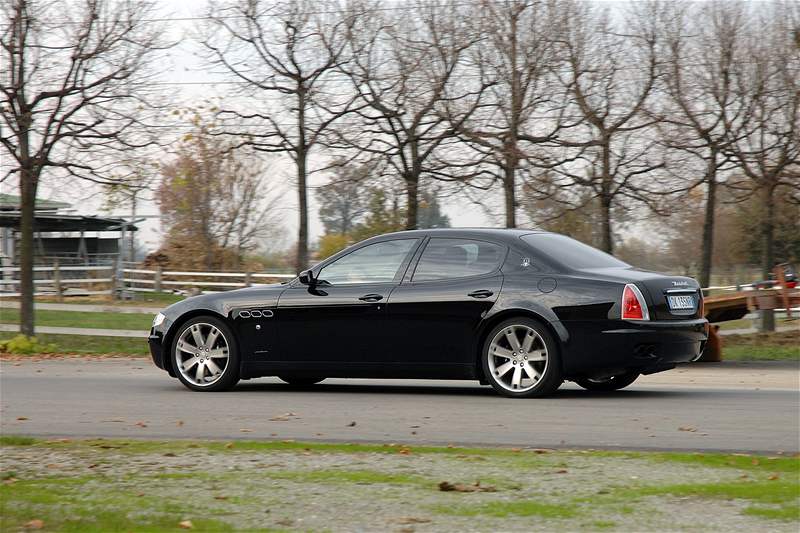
[599,194,613,254]
[18,169,37,336]
[296,147,309,273]
[503,156,517,228]
[404,173,419,230]
[759,182,777,333]
[698,155,717,288]
[760,183,776,279]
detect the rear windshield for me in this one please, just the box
[521,233,630,270]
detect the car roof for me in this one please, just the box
[376,227,549,244]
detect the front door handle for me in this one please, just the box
[468,290,494,299]
[358,294,384,302]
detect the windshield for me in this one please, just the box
[521,233,630,270]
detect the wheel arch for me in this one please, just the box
[474,309,566,382]
[162,309,233,377]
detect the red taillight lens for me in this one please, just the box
[622,284,649,320]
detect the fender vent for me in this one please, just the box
[235,309,274,319]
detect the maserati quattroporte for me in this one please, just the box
[149,229,708,398]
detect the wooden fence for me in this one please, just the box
[0,263,294,298]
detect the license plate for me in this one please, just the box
[667,295,695,310]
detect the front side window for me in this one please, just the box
[412,238,505,281]
[317,239,417,285]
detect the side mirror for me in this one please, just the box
[298,269,316,285]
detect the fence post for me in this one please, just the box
[244,271,252,287]
[112,257,120,300]
[53,260,62,301]
[154,266,163,293]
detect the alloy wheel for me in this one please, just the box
[176,322,230,387]
[487,324,548,392]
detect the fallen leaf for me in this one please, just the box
[87,464,99,469]
[438,481,496,493]
[347,421,357,427]
[163,453,176,457]
[768,473,780,480]
[224,442,234,449]
[399,447,412,455]
[23,519,44,529]
[135,421,147,428]
[397,517,431,525]
[555,469,568,474]
[16,416,28,421]
[752,458,760,466]
[240,428,252,433]
[176,420,184,427]
[214,495,229,500]
[178,520,193,529]
[678,426,697,432]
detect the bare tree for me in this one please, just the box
[550,0,664,253]
[335,0,486,229]
[448,0,570,228]
[0,0,170,335]
[202,0,364,272]
[656,0,751,287]
[723,1,800,280]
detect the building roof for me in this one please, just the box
[0,193,72,212]
[0,213,137,232]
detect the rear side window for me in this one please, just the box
[412,238,504,281]
[521,233,629,270]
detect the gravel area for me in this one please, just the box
[2,441,797,532]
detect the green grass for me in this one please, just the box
[0,332,148,355]
[0,308,153,330]
[721,330,800,361]
[434,500,578,519]
[2,437,799,531]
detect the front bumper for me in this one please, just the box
[562,318,708,378]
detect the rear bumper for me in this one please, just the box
[561,318,708,378]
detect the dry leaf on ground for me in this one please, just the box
[438,481,496,493]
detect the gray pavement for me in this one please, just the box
[1,359,798,453]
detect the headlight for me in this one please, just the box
[152,312,166,327]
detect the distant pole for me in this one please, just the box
[154,265,163,293]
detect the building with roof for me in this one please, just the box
[0,193,137,267]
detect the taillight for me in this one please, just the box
[622,284,649,321]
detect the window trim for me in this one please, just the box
[406,237,508,284]
[303,237,422,288]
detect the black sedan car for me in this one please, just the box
[149,229,708,398]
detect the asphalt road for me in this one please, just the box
[1,359,798,453]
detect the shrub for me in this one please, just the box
[0,335,57,355]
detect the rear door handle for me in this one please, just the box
[358,294,384,302]
[468,290,494,299]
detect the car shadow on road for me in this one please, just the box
[231,381,699,399]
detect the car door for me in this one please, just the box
[386,238,505,368]
[275,238,420,364]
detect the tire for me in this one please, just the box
[171,315,240,392]
[279,376,326,386]
[575,372,639,392]
[481,317,563,398]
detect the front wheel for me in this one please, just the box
[481,317,563,398]
[172,316,240,392]
[575,372,639,392]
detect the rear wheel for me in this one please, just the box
[575,372,639,392]
[172,316,240,392]
[482,317,563,398]
[279,376,325,386]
